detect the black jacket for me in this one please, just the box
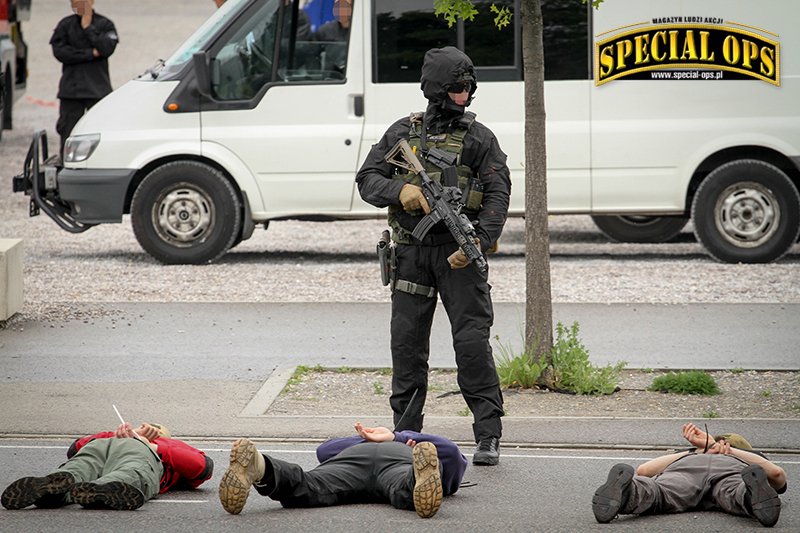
[50,11,118,100]
[356,47,510,251]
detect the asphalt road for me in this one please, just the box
[1,439,798,532]
[2,302,799,384]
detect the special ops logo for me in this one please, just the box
[594,18,780,86]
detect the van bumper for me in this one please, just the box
[58,168,137,223]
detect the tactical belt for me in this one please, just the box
[395,279,437,298]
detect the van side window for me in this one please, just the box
[210,0,352,101]
[373,0,589,83]
[210,1,282,100]
[542,0,590,80]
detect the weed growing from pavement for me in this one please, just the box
[495,321,626,395]
[457,407,470,417]
[284,364,324,392]
[761,389,772,397]
[703,411,720,418]
[730,367,745,374]
[372,382,385,395]
[648,371,720,395]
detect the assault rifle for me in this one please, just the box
[385,139,487,273]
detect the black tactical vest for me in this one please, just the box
[388,112,484,244]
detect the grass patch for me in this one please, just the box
[648,371,720,395]
[495,321,626,395]
[702,410,720,419]
[372,382,385,395]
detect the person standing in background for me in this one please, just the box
[50,0,118,157]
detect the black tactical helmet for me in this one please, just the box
[420,46,477,113]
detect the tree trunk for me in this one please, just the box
[520,0,553,362]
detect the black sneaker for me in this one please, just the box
[592,463,634,523]
[70,481,145,510]
[742,465,781,527]
[472,437,500,466]
[1,472,75,510]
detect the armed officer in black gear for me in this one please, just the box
[356,46,510,466]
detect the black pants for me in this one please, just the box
[255,442,416,510]
[390,242,503,442]
[56,98,101,156]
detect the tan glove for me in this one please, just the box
[399,184,431,214]
[448,238,480,269]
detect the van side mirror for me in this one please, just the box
[192,51,211,98]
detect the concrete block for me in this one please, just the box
[0,239,23,321]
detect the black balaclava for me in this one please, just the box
[420,46,477,132]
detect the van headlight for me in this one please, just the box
[64,134,101,163]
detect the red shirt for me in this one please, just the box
[68,432,213,494]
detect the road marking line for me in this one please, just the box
[1,445,798,464]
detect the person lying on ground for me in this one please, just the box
[218,422,467,518]
[592,422,786,527]
[2,422,213,511]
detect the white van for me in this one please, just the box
[13,0,800,264]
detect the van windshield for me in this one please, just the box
[161,0,253,73]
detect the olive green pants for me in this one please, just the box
[57,438,163,502]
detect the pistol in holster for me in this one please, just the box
[377,229,396,290]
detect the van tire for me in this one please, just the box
[591,215,688,243]
[692,159,800,263]
[131,161,242,264]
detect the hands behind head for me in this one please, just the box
[705,439,732,455]
[113,422,159,442]
[354,422,395,443]
[682,422,713,449]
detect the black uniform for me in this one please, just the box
[356,47,511,447]
[50,10,118,154]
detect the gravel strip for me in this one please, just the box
[270,369,800,420]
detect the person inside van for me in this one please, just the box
[312,0,352,77]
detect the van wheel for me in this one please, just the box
[591,215,688,243]
[131,161,242,264]
[692,159,800,263]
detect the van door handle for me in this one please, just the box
[354,95,364,117]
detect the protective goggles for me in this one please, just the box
[448,82,473,94]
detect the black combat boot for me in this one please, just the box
[472,437,500,465]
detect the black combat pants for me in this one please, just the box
[255,442,416,510]
[56,98,101,157]
[390,241,503,442]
